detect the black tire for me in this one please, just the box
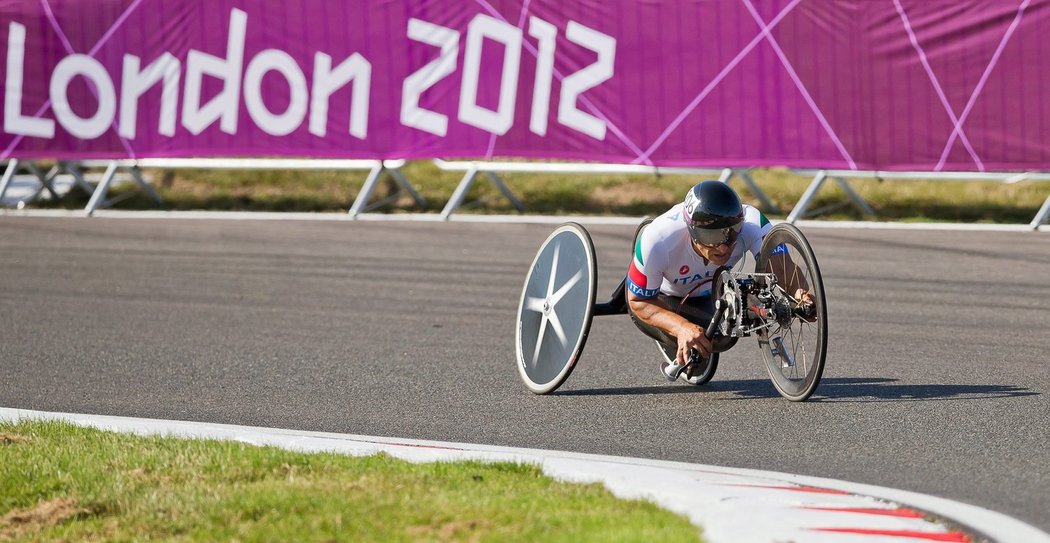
[754,223,827,402]
[515,223,598,394]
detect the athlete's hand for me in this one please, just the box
[676,324,713,365]
[793,288,817,322]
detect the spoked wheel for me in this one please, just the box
[515,223,597,394]
[755,223,827,402]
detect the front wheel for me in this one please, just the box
[755,223,827,402]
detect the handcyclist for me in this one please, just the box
[626,180,813,384]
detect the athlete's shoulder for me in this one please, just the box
[641,204,687,244]
[743,204,769,226]
[737,204,772,256]
[635,204,689,268]
[742,204,772,234]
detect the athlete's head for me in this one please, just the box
[682,180,744,248]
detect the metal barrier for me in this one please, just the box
[5,158,1049,229]
[2,158,425,217]
[432,159,781,220]
[74,158,424,217]
[0,159,98,206]
[790,169,1050,229]
[69,160,164,213]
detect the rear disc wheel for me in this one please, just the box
[515,223,597,394]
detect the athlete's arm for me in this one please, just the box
[629,217,714,362]
[627,292,713,363]
[767,247,815,320]
[743,210,813,313]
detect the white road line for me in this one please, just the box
[2,408,1047,543]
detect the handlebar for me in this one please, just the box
[685,300,727,364]
[705,299,727,340]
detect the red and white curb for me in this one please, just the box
[2,408,1047,543]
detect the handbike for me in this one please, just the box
[514,221,827,402]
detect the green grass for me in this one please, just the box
[0,420,703,542]
[24,160,1050,223]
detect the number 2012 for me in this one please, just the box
[401,15,616,141]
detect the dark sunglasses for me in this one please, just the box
[690,222,742,247]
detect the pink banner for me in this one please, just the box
[1,0,1047,171]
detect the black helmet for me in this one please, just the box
[682,181,744,246]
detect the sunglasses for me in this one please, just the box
[690,223,742,247]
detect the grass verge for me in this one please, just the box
[24,161,1050,224]
[0,420,703,542]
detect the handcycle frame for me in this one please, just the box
[514,221,827,401]
[593,268,813,356]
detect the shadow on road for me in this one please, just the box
[556,377,1038,402]
[810,377,1038,402]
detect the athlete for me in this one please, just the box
[626,180,812,384]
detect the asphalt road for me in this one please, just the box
[2,216,1049,532]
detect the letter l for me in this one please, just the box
[4,22,55,138]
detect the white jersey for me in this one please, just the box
[627,203,772,298]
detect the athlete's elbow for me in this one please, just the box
[628,297,656,319]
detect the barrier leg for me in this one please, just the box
[733,168,781,215]
[130,166,164,206]
[85,161,119,216]
[386,166,427,209]
[348,163,385,217]
[61,161,97,196]
[43,165,62,199]
[0,159,17,204]
[786,170,828,223]
[1031,193,1050,230]
[25,161,60,200]
[832,176,876,217]
[482,171,525,211]
[441,166,479,220]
